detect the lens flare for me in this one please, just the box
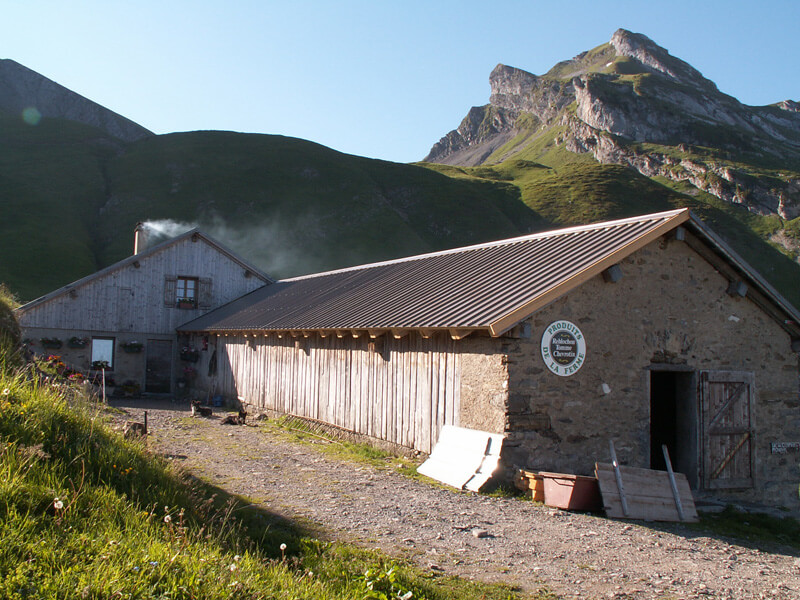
[22,107,42,125]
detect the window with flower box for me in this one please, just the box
[91,337,115,370]
[176,277,198,308]
[165,276,212,309]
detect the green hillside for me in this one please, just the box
[0,119,540,301]
[421,151,800,307]
[1,113,799,309]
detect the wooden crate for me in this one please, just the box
[514,469,545,502]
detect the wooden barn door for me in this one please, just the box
[145,340,173,393]
[700,371,755,490]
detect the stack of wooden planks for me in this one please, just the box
[513,469,545,502]
[595,462,698,522]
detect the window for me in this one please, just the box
[176,276,198,308]
[91,337,115,369]
[165,276,212,309]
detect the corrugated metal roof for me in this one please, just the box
[180,209,701,336]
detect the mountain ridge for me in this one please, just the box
[424,29,800,222]
[0,58,153,142]
[0,39,799,310]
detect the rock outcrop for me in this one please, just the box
[424,29,800,221]
[0,59,153,142]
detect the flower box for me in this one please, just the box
[40,338,63,349]
[177,299,196,309]
[121,341,144,354]
[68,336,88,349]
[180,350,199,363]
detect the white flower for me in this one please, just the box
[163,514,172,523]
[1,388,9,396]
[233,554,241,562]
[229,563,237,572]
[280,543,287,551]
[53,498,64,510]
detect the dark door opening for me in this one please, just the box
[145,339,173,393]
[650,370,698,489]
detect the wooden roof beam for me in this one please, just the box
[449,328,475,340]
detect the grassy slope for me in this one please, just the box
[0,120,540,300]
[98,132,541,279]
[0,115,117,300]
[422,150,800,308]
[0,112,798,309]
[0,299,534,600]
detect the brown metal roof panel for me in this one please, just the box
[180,210,694,333]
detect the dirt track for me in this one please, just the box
[116,399,800,600]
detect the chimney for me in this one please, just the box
[134,222,148,255]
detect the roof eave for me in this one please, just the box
[487,209,692,336]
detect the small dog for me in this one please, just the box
[221,410,247,425]
[190,400,212,417]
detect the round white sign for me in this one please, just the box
[541,320,586,376]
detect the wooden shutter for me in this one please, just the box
[700,371,755,489]
[164,276,177,307]
[198,277,213,309]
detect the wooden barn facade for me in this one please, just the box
[16,227,269,394]
[180,209,800,510]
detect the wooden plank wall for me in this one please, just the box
[18,237,266,334]
[215,333,461,453]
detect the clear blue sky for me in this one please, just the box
[3,0,798,163]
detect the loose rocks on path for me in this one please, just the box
[118,400,800,600]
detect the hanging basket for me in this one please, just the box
[41,338,63,349]
[68,337,88,349]
[180,350,200,363]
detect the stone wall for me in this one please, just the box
[500,235,800,510]
[458,335,509,434]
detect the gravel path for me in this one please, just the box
[117,400,800,600]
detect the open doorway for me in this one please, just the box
[649,370,698,489]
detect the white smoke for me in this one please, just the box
[142,219,197,239]
[139,216,323,279]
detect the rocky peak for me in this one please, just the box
[0,58,153,142]
[424,29,800,222]
[778,99,800,113]
[609,29,715,91]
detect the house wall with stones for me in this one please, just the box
[501,235,800,510]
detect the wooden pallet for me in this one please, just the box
[595,462,698,522]
[514,469,545,502]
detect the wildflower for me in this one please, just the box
[164,514,172,523]
[229,563,237,572]
[280,543,287,551]
[233,554,241,562]
[53,498,64,510]
[1,388,9,396]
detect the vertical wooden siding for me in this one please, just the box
[18,237,265,334]
[216,333,461,453]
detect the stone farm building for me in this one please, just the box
[16,226,270,393]
[15,209,800,510]
[177,209,800,510]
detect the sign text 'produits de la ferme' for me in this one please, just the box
[541,320,586,377]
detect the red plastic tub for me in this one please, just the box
[538,471,602,511]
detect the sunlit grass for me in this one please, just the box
[0,297,539,599]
